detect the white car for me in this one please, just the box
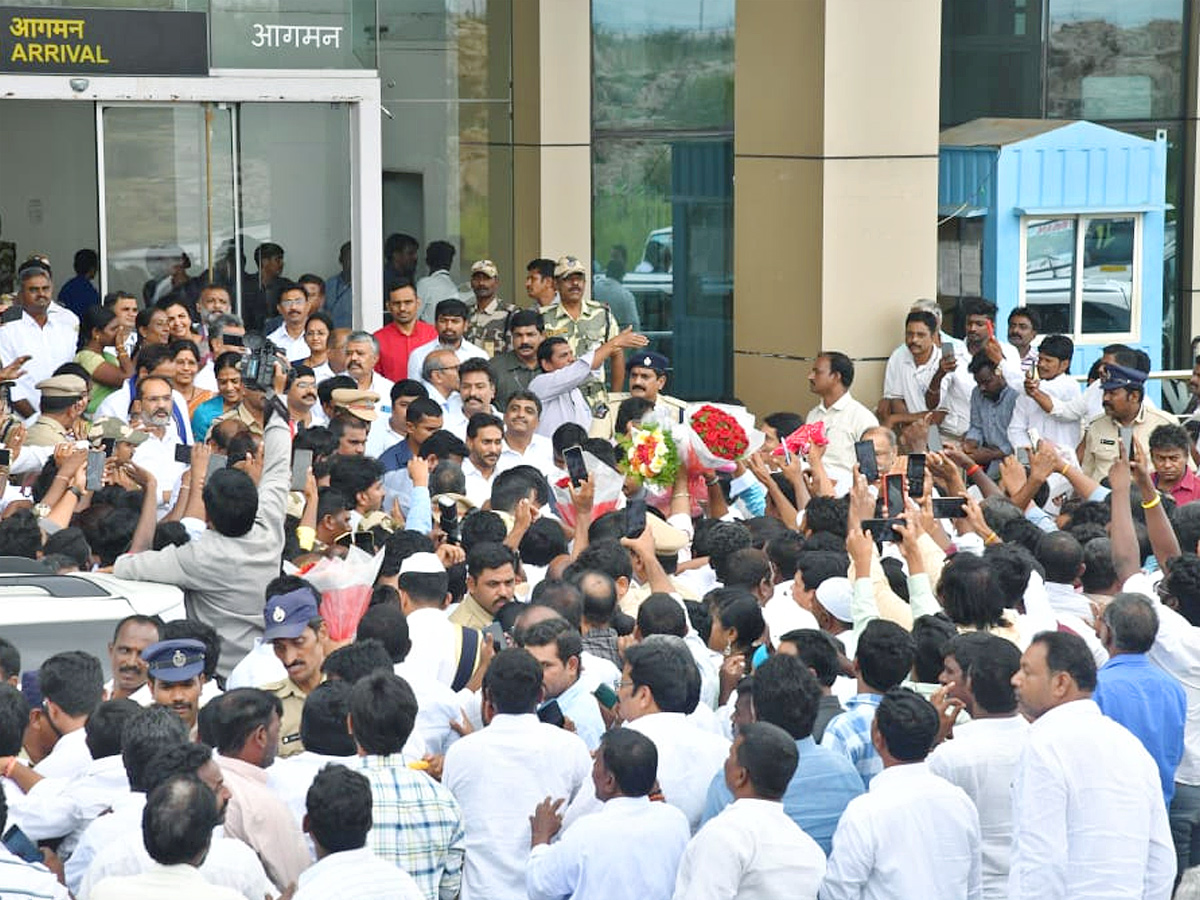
[0,562,185,673]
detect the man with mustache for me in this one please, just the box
[286,365,319,428]
[259,578,329,759]
[143,639,207,734]
[130,374,188,512]
[106,615,162,702]
[1079,361,1176,481]
[492,309,544,409]
[495,390,554,479]
[463,413,504,507]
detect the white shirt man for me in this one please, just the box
[1007,337,1084,452]
[1008,633,1175,899]
[407,337,488,384]
[443,666,593,900]
[821,691,982,900]
[0,841,69,899]
[393,658,462,757]
[805,353,879,478]
[0,275,80,420]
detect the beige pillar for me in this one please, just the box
[1182,2,1200,359]
[506,0,591,298]
[733,0,942,415]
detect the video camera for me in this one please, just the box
[239,333,280,393]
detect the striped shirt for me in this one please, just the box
[356,754,465,900]
[823,693,885,789]
[0,843,69,899]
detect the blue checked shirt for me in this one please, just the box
[822,693,884,789]
[356,753,466,900]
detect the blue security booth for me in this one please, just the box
[938,118,1168,397]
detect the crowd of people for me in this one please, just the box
[0,242,1195,900]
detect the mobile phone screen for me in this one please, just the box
[862,518,902,544]
[290,448,313,492]
[854,440,879,483]
[0,448,12,467]
[173,444,192,465]
[884,474,905,518]
[927,424,943,452]
[906,454,925,499]
[1119,425,1134,460]
[564,445,588,487]
[85,449,106,491]
[625,499,647,539]
[931,497,967,519]
[537,699,565,728]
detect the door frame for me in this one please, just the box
[0,71,383,330]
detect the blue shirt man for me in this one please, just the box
[1094,593,1187,806]
[702,654,864,854]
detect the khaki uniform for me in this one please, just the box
[262,677,312,758]
[593,392,688,439]
[466,297,518,356]
[24,415,72,447]
[1080,403,1178,481]
[213,403,264,436]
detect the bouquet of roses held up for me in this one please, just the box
[617,422,682,489]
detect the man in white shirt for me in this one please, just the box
[419,348,468,438]
[415,240,462,323]
[927,633,1027,900]
[530,330,648,438]
[193,314,245,392]
[1008,334,1084,453]
[267,284,313,362]
[89,774,245,900]
[27,652,101,782]
[443,648,592,900]
[676,722,826,900]
[877,309,945,433]
[294,763,423,900]
[462,413,503,507]
[129,375,188,513]
[806,351,878,478]
[342,332,393,417]
[0,260,79,421]
[821,688,982,900]
[1008,631,1175,899]
[1007,305,1041,373]
[393,552,483,692]
[408,298,489,383]
[527,728,690,900]
[366,380,428,459]
[617,636,729,831]
[495,390,556,478]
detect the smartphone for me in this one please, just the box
[537,698,565,728]
[2,824,40,863]
[906,454,925,499]
[1118,425,1134,460]
[1016,447,1030,466]
[290,448,313,492]
[862,518,903,544]
[564,444,587,488]
[438,496,460,546]
[931,497,968,519]
[781,441,792,465]
[941,342,955,361]
[594,683,618,710]
[206,452,227,479]
[483,621,504,650]
[1027,428,1041,452]
[927,424,943,452]
[854,440,879,483]
[85,448,106,491]
[884,473,905,518]
[0,448,11,468]
[625,498,647,539]
[173,444,192,465]
[986,319,995,340]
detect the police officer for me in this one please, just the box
[1080,362,1177,482]
[25,374,88,447]
[258,581,329,758]
[143,638,207,734]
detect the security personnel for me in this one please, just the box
[465,259,517,356]
[594,351,687,439]
[25,374,88,446]
[259,583,328,758]
[1080,362,1177,481]
[542,255,622,427]
[143,638,207,735]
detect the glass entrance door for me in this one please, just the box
[98,103,236,308]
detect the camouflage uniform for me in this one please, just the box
[542,298,619,418]
[466,297,518,357]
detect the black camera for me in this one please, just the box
[438,496,460,546]
[240,333,280,393]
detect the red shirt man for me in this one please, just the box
[374,277,436,382]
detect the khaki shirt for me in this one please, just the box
[213,403,265,436]
[541,299,619,357]
[261,677,312,758]
[594,392,688,440]
[466,297,518,356]
[1080,403,1178,481]
[24,415,71,448]
[448,594,495,630]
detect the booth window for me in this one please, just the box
[1021,214,1139,339]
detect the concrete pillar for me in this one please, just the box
[506,0,592,299]
[732,0,942,414]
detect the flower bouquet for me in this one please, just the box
[552,448,626,529]
[771,420,829,458]
[287,544,384,641]
[618,422,682,489]
[683,403,765,472]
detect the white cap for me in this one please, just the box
[814,577,853,623]
[399,552,445,576]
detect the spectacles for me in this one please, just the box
[280,298,307,307]
[616,679,634,690]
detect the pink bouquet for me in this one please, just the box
[771,421,829,458]
[552,449,625,529]
[289,545,384,641]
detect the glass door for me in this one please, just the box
[97,103,237,308]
